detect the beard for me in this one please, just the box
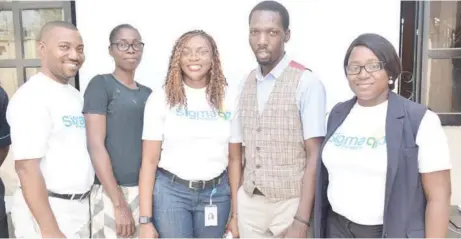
[256,58,273,66]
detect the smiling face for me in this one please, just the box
[179,35,212,85]
[346,46,389,106]
[39,26,85,83]
[109,27,143,72]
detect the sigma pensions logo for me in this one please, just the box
[328,132,386,150]
[176,107,232,121]
[62,115,85,128]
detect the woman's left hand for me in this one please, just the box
[225,215,240,238]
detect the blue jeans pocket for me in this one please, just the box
[153,172,194,238]
[152,171,231,238]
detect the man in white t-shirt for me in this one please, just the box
[6,21,94,238]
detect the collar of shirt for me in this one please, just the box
[37,72,71,89]
[255,53,292,82]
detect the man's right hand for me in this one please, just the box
[41,229,66,238]
[140,223,159,238]
[114,204,135,237]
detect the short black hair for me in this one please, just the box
[38,21,78,41]
[109,24,139,43]
[249,1,290,31]
[343,33,401,90]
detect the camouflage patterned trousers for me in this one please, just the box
[90,184,140,238]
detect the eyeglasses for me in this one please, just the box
[111,42,144,51]
[345,61,385,75]
[181,48,211,58]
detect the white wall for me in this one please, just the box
[75,0,402,111]
[73,0,459,207]
[1,0,405,215]
[7,0,461,217]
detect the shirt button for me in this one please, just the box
[383,233,388,237]
[256,147,261,151]
[252,181,255,185]
[256,164,261,169]
[256,127,261,132]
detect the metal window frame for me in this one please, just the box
[399,1,419,101]
[416,1,428,105]
[414,1,461,125]
[0,1,72,87]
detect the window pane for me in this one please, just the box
[425,58,461,113]
[428,1,461,49]
[0,68,18,98]
[22,8,65,59]
[0,11,16,59]
[25,67,40,80]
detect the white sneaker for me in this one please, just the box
[458,204,461,212]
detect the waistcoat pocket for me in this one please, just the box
[403,147,418,159]
[406,229,424,238]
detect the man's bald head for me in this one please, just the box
[38,20,78,42]
[37,20,85,84]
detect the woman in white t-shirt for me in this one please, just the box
[138,30,241,238]
[313,33,452,238]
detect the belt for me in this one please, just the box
[47,190,90,201]
[158,168,225,190]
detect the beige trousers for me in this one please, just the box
[10,188,90,238]
[237,186,300,238]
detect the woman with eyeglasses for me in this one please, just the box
[83,24,152,238]
[138,30,241,238]
[313,33,452,238]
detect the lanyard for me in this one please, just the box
[209,188,217,205]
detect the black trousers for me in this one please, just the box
[326,209,383,238]
[0,178,8,238]
[0,199,8,238]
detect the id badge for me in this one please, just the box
[204,204,218,226]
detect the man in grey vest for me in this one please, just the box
[233,1,326,237]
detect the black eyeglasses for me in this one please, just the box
[110,42,144,51]
[345,61,385,75]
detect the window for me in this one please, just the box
[0,1,75,98]
[401,1,461,125]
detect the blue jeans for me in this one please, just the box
[152,169,231,238]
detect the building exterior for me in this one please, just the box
[400,0,461,207]
[0,0,460,235]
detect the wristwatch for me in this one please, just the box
[139,216,152,224]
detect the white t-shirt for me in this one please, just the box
[322,100,452,225]
[6,72,95,194]
[142,84,240,181]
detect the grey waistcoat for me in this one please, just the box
[314,92,427,238]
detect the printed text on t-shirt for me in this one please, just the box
[62,115,86,128]
[328,132,386,149]
[175,107,232,121]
